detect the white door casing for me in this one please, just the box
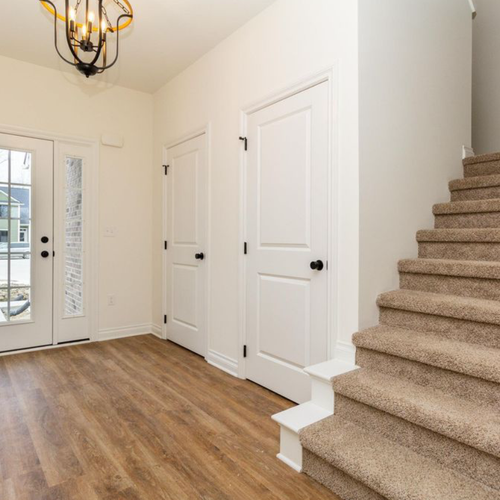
[0,133,53,352]
[165,134,208,356]
[245,82,330,403]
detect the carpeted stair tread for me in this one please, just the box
[353,325,500,383]
[450,174,500,192]
[300,416,499,500]
[398,258,500,279]
[417,228,500,242]
[377,289,500,325]
[463,152,500,166]
[433,199,500,215]
[333,369,500,457]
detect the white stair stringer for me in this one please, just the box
[271,359,358,472]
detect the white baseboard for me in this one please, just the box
[151,323,163,339]
[206,349,238,377]
[98,323,154,341]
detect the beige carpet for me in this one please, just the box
[299,152,500,500]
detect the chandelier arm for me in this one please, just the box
[92,13,132,71]
[39,0,78,67]
[64,0,85,65]
[86,0,105,67]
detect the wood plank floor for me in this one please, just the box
[0,335,340,499]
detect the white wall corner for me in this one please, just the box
[206,350,238,377]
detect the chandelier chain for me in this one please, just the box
[101,5,113,30]
[74,0,83,14]
[112,0,131,15]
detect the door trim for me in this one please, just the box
[239,67,340,379]
[162,124,211,358]
[0,123,99,346]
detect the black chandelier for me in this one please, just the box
[39,0,133,78]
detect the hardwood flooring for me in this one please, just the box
[0,335,340,499]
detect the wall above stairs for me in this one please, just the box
[358,0,472,330]
[472,0,500,154]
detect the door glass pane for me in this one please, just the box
[8,287,30,322]
[64,157,83,317]
[0,150,32,323]
[0,150,8,183]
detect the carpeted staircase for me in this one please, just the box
[299,152,500,500]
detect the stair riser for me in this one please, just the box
[418,241,500,261]
[400,272,500,301]
[356,348,500,410]
[434,212,500,229]
[379,307,500,349]
[464,161,500,178]
[334,395,500,492]
[451,185,500,201]
[303,450,387,500]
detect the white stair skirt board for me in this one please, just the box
[272,359,358,472]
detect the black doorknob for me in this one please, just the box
[41,251,50,258]
[41,236,49,243]
[310,260,324,271]
[195,253,205,260]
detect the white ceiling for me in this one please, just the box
[0,0,276,93]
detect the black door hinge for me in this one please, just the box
[163,164,169,175]
[244,242,247,255]
[239,137,248,151]
[164,315,167,324]
[164,241,168,250]
[243,345,247,358]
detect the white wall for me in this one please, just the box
[472,0,500,154]
[152,0,360,368]
[0,55,154,336]
[358,0,472,329]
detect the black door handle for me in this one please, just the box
[41,251,50,258]
[195,253,205,260]
[41,236,49,243]
[310,260,324,271]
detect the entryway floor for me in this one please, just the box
[0,335,340,499]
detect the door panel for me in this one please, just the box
[246,82,329,403]
[166,134,207,356]
[0,133,53,352]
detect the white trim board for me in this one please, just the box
[151,323,163,338]
[206,349,238,377]
[98,324,155,341]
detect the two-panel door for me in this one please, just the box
[245,82,330,403]
[165,134,208,356]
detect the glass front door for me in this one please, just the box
[0,133,53,352]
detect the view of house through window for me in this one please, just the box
[0,149,32,322]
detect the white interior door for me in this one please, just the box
[245,82,330,403]
[165,134,207,356]
[0,133,53,352]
